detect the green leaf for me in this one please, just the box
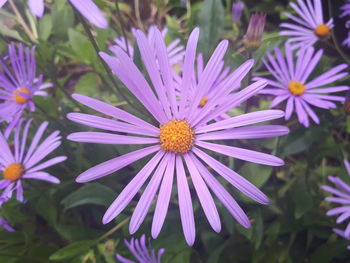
[49,240,95,261]
[239,163,272,188]
[68,28,94,63]
[38,14,52,41]
[197,0,224,60]
[61,183,115,210]
[292,178,313,219]
[74,73,101,96]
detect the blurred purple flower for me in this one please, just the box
[255,43,349,127]
[67,27,288,246]
[243,13,266,51]
[340,1,350,47]
[280,0,334,50]
[0,0,44,18]
[0,217,15,232]
[113,26,185,66]
[0,43,52,137]
[69,0,108,29]
[333,228,350,250]
[322,160,350,237]
[0,119,66,206]
[232,2,244,23]
[116,235,164,263]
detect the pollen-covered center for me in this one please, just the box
[288,81,305,96]
[198,96,208,108]
[13,88,30,104]
[159,120,194,154]
[315,24,330,38]
[3,163,24,181]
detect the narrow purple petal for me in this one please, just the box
[69,0,108,28]
[28,0,44,18]
[23,172,60,184]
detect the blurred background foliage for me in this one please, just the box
[0,0,350,262]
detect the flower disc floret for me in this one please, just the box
[315,24,330,38]
[13,88,30,104]
[159,120,194,154]
[288,81,305,96]
[3,163,24,181]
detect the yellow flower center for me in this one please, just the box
[198,96,208,108]
[13,88,30,104]
[314,24,330,38]
[3,163,24,181]
[159,120,194,154]
[288,81,305,96]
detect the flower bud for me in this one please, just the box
[243,13,266,52]
[232,2,244,23]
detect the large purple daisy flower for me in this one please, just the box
[0,119,66,205]
[114,26,185,66]
[322,160,350,237]
[0,217,15,232]
[255,43,349,127]
[0,43,52,137]
[280,0,334,49]
[116,234,164,263]
[67,27,288,245]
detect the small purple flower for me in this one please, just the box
[0,0,44,18]
[0,43,52,137]
[0,217,15,232]
[232,2,244,23]
[340,1,350,47]
[113,26,185,66]
[255,43,349,127]
[116,235,164,263]
[0,119,66,205]
[68,27,288,246]
[322,160,350,236]
[333,228,350,250]
[243,13,266,51]
[280,0,334,50]
[69,0,108,29]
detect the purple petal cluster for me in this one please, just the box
[0,43,52,137]
[0,217,15,232]
[232,2,244,23]
[255,43,349,127]
[280,0,334,49]
[243,13,266,50]
[113,26,185,66]
[340,0,350,47]
[323,160,350,249]
[0,119,65,205]
[116,235,164,263]
[67,27,289,245]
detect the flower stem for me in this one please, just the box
[8,0,36,42]
[96,217,129,243]
[115,0,131,56]
[134,0,144,30]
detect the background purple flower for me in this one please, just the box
[340,0,350,47]
[232,2,244,23]
[69,0,108,29]
[0,119,66,205]
[0,0,44,17]
[68,27,288,245]
[255,43,349,127]
[333,228,350,250]
[116,235,164,263]
[280,0,334,49]
[0,217,15,232]
[0,43,51,137]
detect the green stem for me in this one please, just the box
[96,217,129,243]
[134,0,144,30]
[115,0,131,56]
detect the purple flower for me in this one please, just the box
[0,119,66,205]
[0,43,52,137]
[340,1,350,47]
[232,2,244,23]
[116,235,164,263]
[243,13,266,51]
[69,0,108,29]
[0,217,15,232]
[280,0,334,50]
[255,43,349,127]
[322,160,350,236]
[113,26,185,66]
[67,27,288,246]
[333,228,350,250]
[0,0,44,18]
